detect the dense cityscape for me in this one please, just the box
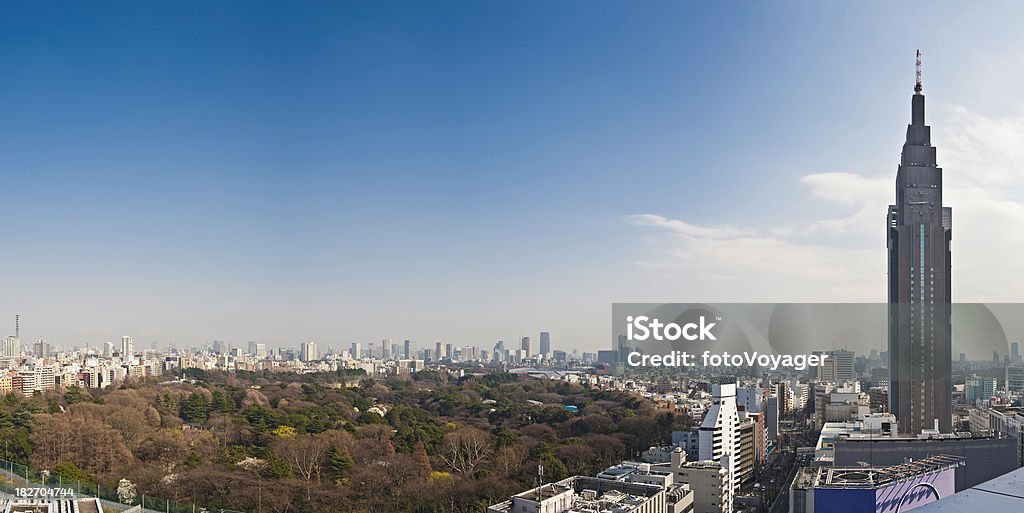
[2,311,1024,513]
[5,4,1024,513]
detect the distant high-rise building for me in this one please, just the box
[33,339,49,358]
[247,341,267,358]
[993,351,1000,364]
[966,375,997,405]
[1012,342,1021,363]
[103,341,114,358]
[381,338,390,359]
[435,341,444,361]
[539,332,550,356]
[121,336,134,358]
[817,349,855,383]
[492,340,504,362]
[552,350,566,364]
[959,352,967,363]
[1,336,19,358]
[520,336,531,357]
[887,52,953,434]
[350,342,362,359]
[300,341,319,362]
[403,339,414,359]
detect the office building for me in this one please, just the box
[817,349,855,383]
[299,341,319,362]
[1006,366,1024,394]
[487,475,693,513]
[698,383,739,498]
[965,376,997,406]
[33,339,50,359]
[121,336,134,358]
[521,336,532,357]
[736,416,755,485]
[3,336,21,358]
[813,413,898,464]
[670,449,729,513]
[539,331,550,356]
[887,54,953,434]
[247,341,267,359]
[832,434,1017,490]
[554,349,567,364]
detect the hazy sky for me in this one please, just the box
[4,2,1024,352]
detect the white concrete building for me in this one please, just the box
[698,383,739,499]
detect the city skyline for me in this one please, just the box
[6,3,1024,350]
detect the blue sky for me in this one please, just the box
[4,2,1024,352]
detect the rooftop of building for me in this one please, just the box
[910,465,1024,512]
[512,482,572,502]
[2,498,103,513]
[489,476,668,513]
[678,460,727,471]
[835,431,1001,442]
[793,454,963,490]
[596,462,674,480]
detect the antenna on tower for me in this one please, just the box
[915,49,923,94]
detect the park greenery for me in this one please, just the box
[0,369,692,512]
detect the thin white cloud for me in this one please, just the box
[801,173,890,236]
[629,106,1024,303]
[626,214,755,239]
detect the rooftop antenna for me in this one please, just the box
[915,49,923,94]
[536,463,544,500]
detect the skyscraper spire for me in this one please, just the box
[915,49,922,94]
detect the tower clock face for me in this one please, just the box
[909,204,934,216]
[906,188,935,216]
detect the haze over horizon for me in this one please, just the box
[5,2,1024,351]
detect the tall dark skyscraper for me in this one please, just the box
[887,51,953,435]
